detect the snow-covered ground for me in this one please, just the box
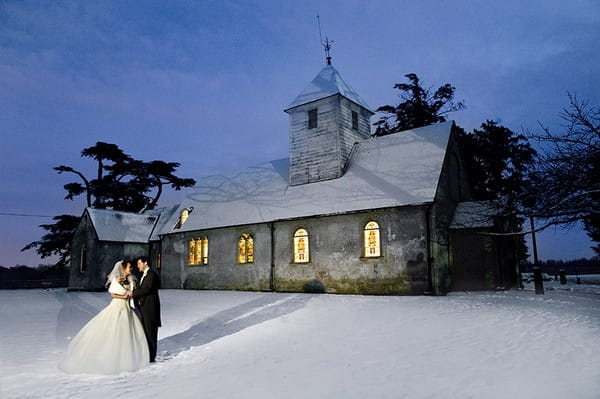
[1,279,599,399]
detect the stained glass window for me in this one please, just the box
[188,240,196,264]
[202,237,209,264]
[238,233,254,264]
[364,221,381,257]
[189,237,208,265]
[294,228,309,263]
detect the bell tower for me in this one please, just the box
[284,64,374,186]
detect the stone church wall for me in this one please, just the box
[160,223,272,291]
[274,206,430,295]
[429,128,470,295]
[160,206,430,295]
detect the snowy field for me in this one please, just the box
[1,279,599,399]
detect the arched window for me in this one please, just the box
[188,237,208,265]
[363,221,381,257]
[238,233,254,264]
[293,228,310,263]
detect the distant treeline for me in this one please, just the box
[521,257,600,275]
[0,264,69,289]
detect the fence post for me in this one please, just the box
[559,269,567,285]
[533,266,544,295]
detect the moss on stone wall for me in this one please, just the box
[275,273,418,295]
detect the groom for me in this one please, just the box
[130,256,161,363]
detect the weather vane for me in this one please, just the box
[317,14,333,65]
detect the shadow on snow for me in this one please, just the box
[157,293,311,361]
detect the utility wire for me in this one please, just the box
[0,212,54,218]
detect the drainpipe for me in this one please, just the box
[270,222,275,292]
[425,206,434,294]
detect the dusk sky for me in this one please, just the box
[1,0,599,267]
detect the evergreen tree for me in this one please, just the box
[373,73,465,135]
[456,121,537,260]
[21,215,80,268]
[457,121,536,208]
[22,142,196,266]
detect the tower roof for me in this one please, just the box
[286,65,374,112]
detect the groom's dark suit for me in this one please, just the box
[133,268,161,362]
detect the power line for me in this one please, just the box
[0,212,55,218]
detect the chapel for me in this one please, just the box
[68,60,519,295]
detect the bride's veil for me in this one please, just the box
[105,260,125,288]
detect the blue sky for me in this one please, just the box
[1,0,599,267]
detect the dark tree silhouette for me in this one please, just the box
[23,142,196,266]
[456,121,537,260]
[139,160,197,212]
[373,73,465,136]
[457,121,536,208]
[21,215,80,268]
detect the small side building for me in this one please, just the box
[69,208,160,290]
[449,202,520,291]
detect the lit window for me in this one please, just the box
[188,237,208,265]
[293,228,309,263]
[156,252,161,269]
[363,221,381,257]
[202,237,208,264]
[174,207,194,230]
[308,109,318,129]
[80,243,87,273]
[352,110,358,130]
[188,240,195,264]
[238,233,254,264]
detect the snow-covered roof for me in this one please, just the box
[148,204,181,241]
[158,122,454,235]
[86,208,159,243]
[286,65,374,112]
[450,201,500,229]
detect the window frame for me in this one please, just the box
[308,108,318,129]
[363,221,382,258]
[188,236,209,266]
[351,110,359,130]
[79,243,87,273]
[238,233,254,264]
[293,228,310,264]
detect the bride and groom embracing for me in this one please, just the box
[59,257,161,374]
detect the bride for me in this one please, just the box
[59,260,150,374]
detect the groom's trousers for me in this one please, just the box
[142,318,158,362]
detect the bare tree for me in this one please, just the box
[526,93,600,253]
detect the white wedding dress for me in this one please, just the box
[59,279,150,374]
